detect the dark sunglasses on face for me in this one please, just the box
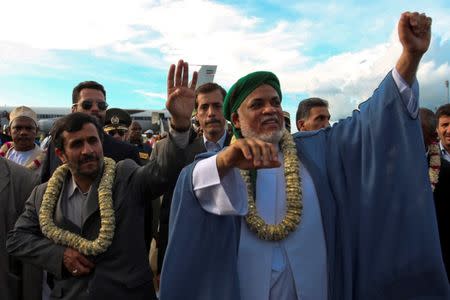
[78,100,108,111]
[108,129,127,137]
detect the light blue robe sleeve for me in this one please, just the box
[325,71,449,298]
[160,157,242,300]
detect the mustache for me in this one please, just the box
[260,115,280,124]
[15,137,33,140]
[205,119,221,125]
[79,153,99,164]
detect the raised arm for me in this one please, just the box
[135,60,199,197]
[396,12,432,85]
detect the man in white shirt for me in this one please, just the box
[0,106,45,173]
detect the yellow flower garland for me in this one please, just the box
[241,130,302,241]
[39,157,116,256]
[428,142,441,192]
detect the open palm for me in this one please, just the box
[166,60,198,129]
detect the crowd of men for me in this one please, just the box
[0,11,449,300]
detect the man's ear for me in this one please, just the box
[55,148,67,164]
[296,120,304,131]
[71,104,77,113]
[231,112,240,129]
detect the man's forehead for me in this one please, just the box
[63,123,99,140]
[310,106,330,115]
[244,84,280,101]
[438,115,450,124]
[198,90,224,103]
[11,116,36,127]
[79,88,105,101]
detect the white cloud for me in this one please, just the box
[0,41,65,75]
[279,30,450,120]
[0,0,151,49]
[134,90,166,100]
[0,0,448,119]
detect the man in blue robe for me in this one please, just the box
[161,12,449,299]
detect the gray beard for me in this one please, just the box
[240,120,284,144]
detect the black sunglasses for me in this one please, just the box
[78,100,108,111]
[108,129,127,137]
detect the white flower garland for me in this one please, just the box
[240,130,302,241]
[39,157,116,256]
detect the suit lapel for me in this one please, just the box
[82,174,101,228]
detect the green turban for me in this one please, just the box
[223,71,282,138]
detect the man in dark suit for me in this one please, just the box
[7,60,198,299]
[433,105,450,281]
[0,157,41,300]
[150,82,231,285]
[40,81,140,183]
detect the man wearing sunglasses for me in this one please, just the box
[103,108,132,142]
[40,81,140,183]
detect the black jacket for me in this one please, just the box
[433,157,450,282]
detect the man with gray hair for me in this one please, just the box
[295,97,330,131]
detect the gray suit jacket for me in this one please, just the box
[0,157,41,300]
[7,137,186,300]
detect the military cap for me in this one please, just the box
[103,108,132,133]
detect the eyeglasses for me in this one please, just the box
[108,129,127,137]
[77,100,108,111]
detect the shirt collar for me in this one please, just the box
[203,130,227,150]
[440,141,450,162]
[66,172,90,198]
[440,141,447,153]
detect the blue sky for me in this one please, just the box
[0,0,449,130]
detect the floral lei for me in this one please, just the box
[0,141,45,170]
[240,130,302,241]
[39,157,116,256]
[428,142,441,192]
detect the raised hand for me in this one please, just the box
[166,59,198,131]
[396,12,432,85]
[398,12,432,56]
[216,138,280,177]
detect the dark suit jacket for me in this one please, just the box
[434,157,450,281]
[7,136,186,300]
[151,130,231,274]
[0,157,41,300]
[40,133,141,183]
